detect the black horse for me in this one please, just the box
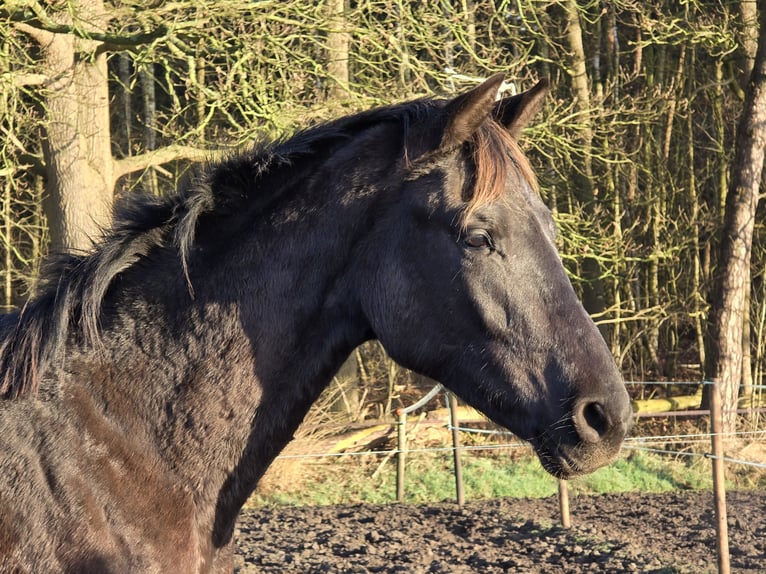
[0,74,631,573]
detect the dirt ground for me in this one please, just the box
[233,490,765,573]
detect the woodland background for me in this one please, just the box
[1,0,765,436]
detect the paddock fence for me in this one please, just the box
[268,380,766,574]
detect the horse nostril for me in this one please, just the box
[583,402,608,436]
[574,400,610,444]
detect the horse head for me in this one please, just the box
[359,75,631,477]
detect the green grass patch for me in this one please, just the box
[247,447,755,509]
[572,450,713,494]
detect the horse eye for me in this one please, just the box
[463,231,494,250]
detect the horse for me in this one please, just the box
[0,73,631,573]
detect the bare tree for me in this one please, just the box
[704,0,766,434]
[4,1,213,252]
[15,0,114,252]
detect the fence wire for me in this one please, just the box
[273,381,765,473]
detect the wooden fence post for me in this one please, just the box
[395,384,444,503]
[558,479,571,528]
[448,393,465,506]
[396,408,406,503]
[709,379,731,574]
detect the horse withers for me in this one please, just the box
[0,73,631,572]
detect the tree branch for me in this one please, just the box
[3,3,169,49]
[0,71,50,87]
[113,145,227,183]
[12,20,54,47]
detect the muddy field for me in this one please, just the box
[234,490,765,573]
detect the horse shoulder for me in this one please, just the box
[60,383,206,572]
[0,387,204,573]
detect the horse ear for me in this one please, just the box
[493,79,549,140]
[440,73,506,150]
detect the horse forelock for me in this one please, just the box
[463,119,538,223]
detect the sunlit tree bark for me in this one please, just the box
[25,0,114,252]
[7,1,216,252]
[326,0,350,99]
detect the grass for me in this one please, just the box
[246,447,762,508]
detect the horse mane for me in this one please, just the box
[0,97,534,400]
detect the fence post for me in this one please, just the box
[395,384,444,503]
[396,408,406,502]
[558,479,571,528]
[448,392,465,506]
[709,379,731,574]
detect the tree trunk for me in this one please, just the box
[1,40,13,309]
[326,0,350,100]
[562,0,594,194]
[704,0,766,435]
[37,0,114,253]
[394,0,410,89]
[117,53,132,152]
[560,0,608,335]
[140,63,159,195]
[737,0,758,88]
[736,0,758,402]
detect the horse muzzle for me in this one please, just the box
[530,390,633,479]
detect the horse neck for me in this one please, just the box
[87,145,389,546]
